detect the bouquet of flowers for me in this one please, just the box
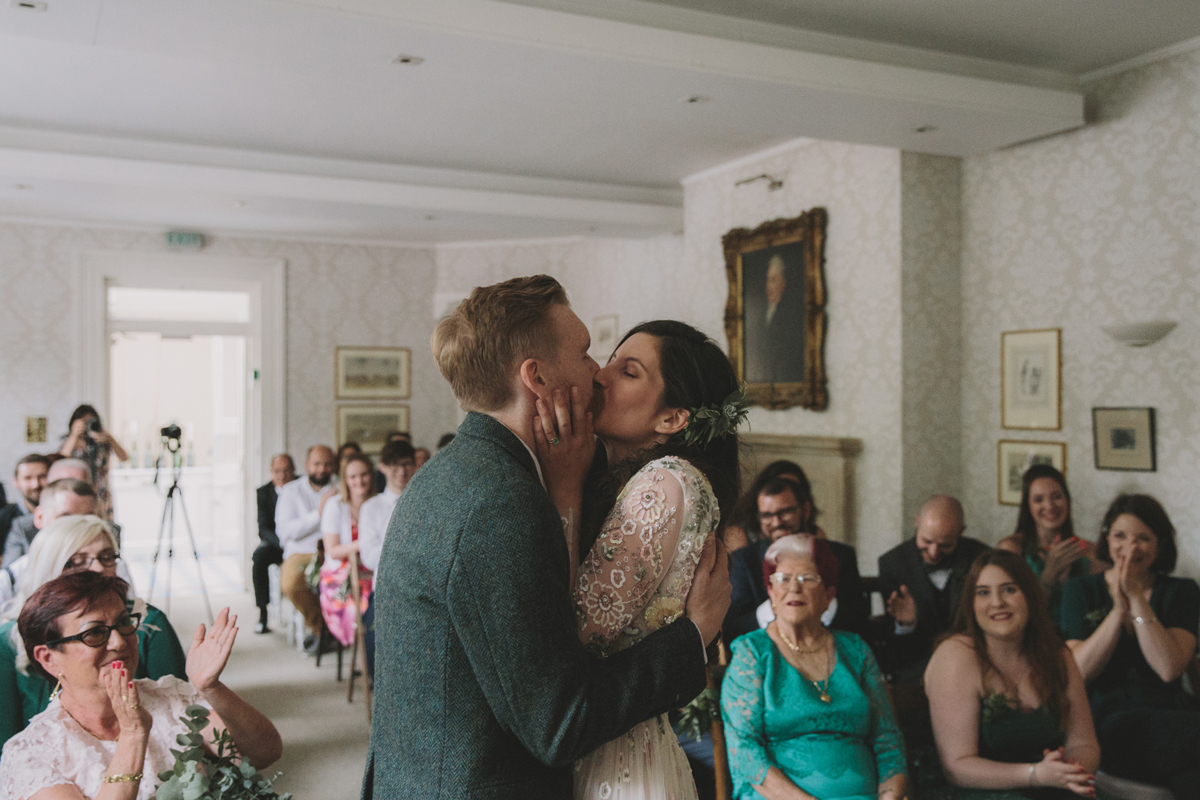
[156,705,291,800]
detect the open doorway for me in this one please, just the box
[76,252,285,609]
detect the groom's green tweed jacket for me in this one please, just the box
[362,413,708,799]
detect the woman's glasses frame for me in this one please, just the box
[768,572,822,589]
[62,551,120,572]
[44,613,141,648]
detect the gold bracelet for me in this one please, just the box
[102,773,142,784]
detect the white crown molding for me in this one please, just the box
[1079,33,1200,84]
[288,0,1082,124]
[434,234,588,251]
[0,146,684,229]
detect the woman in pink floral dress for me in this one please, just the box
[538,320,746,800]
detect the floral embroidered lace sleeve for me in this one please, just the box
[574,457,718,657]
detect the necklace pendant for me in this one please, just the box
[819,691,832,703]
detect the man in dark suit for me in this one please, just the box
[878,495,989,684]
[724,476,868,643]
[364,275,729,799]
[251,453,295,634]
[0,454,49,563]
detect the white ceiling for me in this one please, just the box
[0,0,1191,242]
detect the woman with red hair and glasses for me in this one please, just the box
[721,534,906,800]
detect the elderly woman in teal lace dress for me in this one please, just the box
[721,534,906,800]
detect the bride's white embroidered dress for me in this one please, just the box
[573,456,720,800]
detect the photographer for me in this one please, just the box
[60,404,128,522]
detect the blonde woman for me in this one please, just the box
[318,453,376,646]
[0,515,186,748]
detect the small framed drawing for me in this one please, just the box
[997,440,1066,505]
[1093,407,1156,471]
[593,315,619,360]
[337,405,409,455]
[335,346,410,400]
[1001,329,1061,430]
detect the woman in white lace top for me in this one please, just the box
[0,571,281,800]
[535,320,745,800]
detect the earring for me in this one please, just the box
[49,673,64,701]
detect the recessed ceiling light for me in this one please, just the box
[424,214,437,221]
[914,125,938,133]
[13,184,31,190]
[393,54,425,66]
[682,95,710,104]
[233,200,247,208]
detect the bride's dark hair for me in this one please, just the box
[582,320,741,544]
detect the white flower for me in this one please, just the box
[599,782,613,799]
[611,569,626,589]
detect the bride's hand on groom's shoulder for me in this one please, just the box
[533,386,595,500]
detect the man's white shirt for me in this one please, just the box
[275,477,335,559]
[358,487,399,574]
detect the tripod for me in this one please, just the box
[148,441,213,624]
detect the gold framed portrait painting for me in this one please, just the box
[723,208,828,410]
[337,405,410,455]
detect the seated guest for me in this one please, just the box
[359,440,417,575]
[878,495,989,683]
[0,455,49,560]
[725,472,868,643]
[998,465,1097,626]
[413,447,431,469]
[725,460,816,550]
[3,459,91,567]
[0,571,281,798]
[722,534,907,800]
[4,478,96,567]
[1061,494,1200,797]
[373,431,413,493]
[251,453,295,634]
[925,550,1099,798]
[0,515,187,748]
[276,445,337,654]
[318,453,375,647]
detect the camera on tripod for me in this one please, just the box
[160,423,183,452]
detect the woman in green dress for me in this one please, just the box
[925,550,1098,799]
[1060,494,1200,799]
[0,514,186,747]
[997,465,1098,627]
[721,534,907,800]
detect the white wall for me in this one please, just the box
[0,222,451,487]
[960,49,1200,573]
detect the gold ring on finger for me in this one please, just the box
[549,437,560,445]
[129,703,139,710]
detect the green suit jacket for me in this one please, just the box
[363,413,708,799]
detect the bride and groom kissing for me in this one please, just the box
[363,274,747,800]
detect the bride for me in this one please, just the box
[536,320,746,800]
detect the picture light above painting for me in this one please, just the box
[722,208,828,411]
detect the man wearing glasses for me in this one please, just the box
[723,476,868,643]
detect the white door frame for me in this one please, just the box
[75,251,286,587]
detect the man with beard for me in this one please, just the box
[0,455,49,561]
[276,444,337,652]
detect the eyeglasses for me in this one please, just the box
[758,505,801,523]
[44,613,141,648]
[63,552,120,571]
[768,572,822,589]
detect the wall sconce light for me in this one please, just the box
[734,174,784,191]
[1101,320,1177,347]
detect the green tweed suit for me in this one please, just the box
[362,413,708,799]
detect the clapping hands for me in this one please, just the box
[886,585,917,626]
[186,608,238,693]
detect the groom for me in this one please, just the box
[363,275,730,799]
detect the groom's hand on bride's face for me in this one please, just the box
[686,534,732,647]
[533,386,596,495]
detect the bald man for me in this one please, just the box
[877,495,990,683]
[276,445,337,651]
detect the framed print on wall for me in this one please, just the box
[997,439,1066,505]
[723,207,828,410]
[1001,328,1061,430]
[337,405,409,455]
[335,346,411,400]
[1093,407,1156,471]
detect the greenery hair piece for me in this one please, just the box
[156,705,291,800]
[678,385,750,448]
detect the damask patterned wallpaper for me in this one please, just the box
[0,222,450,486]
[960,49,1200,574]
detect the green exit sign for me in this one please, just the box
[165,231,205,249]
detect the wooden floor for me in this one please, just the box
[166,591,370,800]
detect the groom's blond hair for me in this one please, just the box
[433,275,568,411]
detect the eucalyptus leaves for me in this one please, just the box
[678,385,750,448]
[156,705,291,800]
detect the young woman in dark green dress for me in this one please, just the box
[997,466,1099,627]
[925,550,1099,799]
[1061,494,1200,799]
